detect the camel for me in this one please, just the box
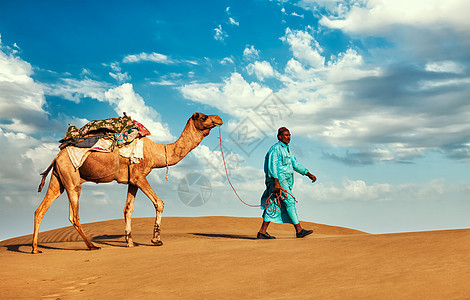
[31,112,223,253]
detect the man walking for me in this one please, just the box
[257,127,317,239]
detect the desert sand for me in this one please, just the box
[1,216,469,299]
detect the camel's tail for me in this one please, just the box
[38,159,55,193]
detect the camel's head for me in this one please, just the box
[191,112,223,136]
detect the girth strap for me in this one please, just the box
[113,144,120,181]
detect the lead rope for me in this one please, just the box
[218,127,296,212]
[164,145,169,181]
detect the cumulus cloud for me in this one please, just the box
[104,83,173,142]
[43,79,174,142]
[316,0,470,34]
[298,177,470,204]
[180,72,272,114]
[243,45,260,60]
[181,21,470,163]
[43,78,110,103]
[246,61,276,81]
[0,129,41,187]
[281,28,324,68]
[0,44,50,134]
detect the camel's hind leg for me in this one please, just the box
[124,184,138,247]
[66,185,100,251]
[32,173,64,254]
[135,177,164,246]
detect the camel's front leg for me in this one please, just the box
[124,184,138,247]
[136,177,164,246]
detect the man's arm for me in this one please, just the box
[291,153,316,183]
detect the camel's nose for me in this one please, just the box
[212,115,223,126]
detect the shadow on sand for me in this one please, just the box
[190,233,257,240]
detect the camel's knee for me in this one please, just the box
[155,200,164,212]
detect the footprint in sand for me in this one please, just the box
[42,276,100,298]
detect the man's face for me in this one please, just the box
[279,130,291,145]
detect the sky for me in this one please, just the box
[1,0,469,241]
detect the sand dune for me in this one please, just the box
[1,216,469,299]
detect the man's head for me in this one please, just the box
[277,127,291,145]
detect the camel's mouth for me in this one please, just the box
[212,116,223,127]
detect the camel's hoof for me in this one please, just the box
[31,249,42,254]
[89,246,101,251]
[151,239,163,246]
[126,243,135,248]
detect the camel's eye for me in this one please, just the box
[202,115,208,121]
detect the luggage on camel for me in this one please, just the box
[59,113,151,149]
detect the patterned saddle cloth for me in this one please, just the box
[59,113,151,149]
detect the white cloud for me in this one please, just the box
[317,0,470,34]
[281,28,324,68]
[0,129,39,183]
[221,57,234,65]
[0,45,49,134]
[326,48,381,82]
[418,77,470,91]
[0,118,39,134]
[229,17,239,26]
[122,52,173,64]
[45,79,175,142]
[43,78,110,103]
[0,51,45,112]
[243,45,260,60]
[181,11,470,163]
[104,83,173,142]
[179,72,272,115]
[291,12,304,18]
[425,61,464,74]
[150,80,176,86]
[24,143,59,173]
[109,71,131,82]
[214,25,228,42]
[300,177,470,204]
[246,61,276,81]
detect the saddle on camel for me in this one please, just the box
[59,112,150,149]
[58,113,151,176]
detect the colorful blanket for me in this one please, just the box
[60,114,151,149]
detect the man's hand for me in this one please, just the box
[306,172,316,183]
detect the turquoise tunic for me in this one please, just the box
[260,141,309,224]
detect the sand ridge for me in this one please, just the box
[1,216,469,299]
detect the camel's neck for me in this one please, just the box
[160,119,207,166]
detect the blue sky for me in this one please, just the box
[1,0,469,241]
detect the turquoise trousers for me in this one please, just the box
[261,175,299,225]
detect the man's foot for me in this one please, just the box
[257,232,276,239]
[296,229,313,238]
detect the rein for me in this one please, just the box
[218,127,297,212]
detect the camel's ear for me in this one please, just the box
[192,112,201,120]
